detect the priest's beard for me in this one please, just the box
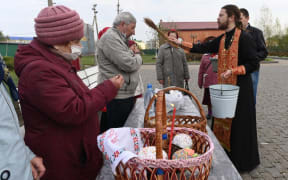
[218,19,229,30]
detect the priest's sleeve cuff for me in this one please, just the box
[232,65,246,75]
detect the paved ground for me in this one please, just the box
[140,60,288,180]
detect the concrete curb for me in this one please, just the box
[261,60,278,64]
[268,56,288,60]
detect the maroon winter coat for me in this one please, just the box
[14,39,118,180]
[198,54,217,88]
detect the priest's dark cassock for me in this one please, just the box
[190,28,260,171]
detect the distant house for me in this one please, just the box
[159,20,224,44]
[135,40,146,50]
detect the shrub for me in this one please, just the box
[3,56,14,70]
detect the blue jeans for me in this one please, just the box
[251,70,259,104]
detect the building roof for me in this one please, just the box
[8,36,33,41]
[159,21,219,30]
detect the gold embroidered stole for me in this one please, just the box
[213,28,241,152]
[217,28,241,85]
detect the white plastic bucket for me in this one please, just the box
[209,84,239,118]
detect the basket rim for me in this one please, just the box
[144,87,207,125]
[128,127,214,169]
[145,115,206,123]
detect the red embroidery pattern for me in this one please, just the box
[108,129,116,138]
[99,129,124,164]
[130,128,140,154]
[110,148,125,164]
[111,136,118,144]
[99,132,106,153]
[114,150,120,158]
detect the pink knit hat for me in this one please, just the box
[34,5,84,45]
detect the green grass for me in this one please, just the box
[9,71,19,86]
[265,58,273,61]
[81,56,95,67]
[80,54,157,65]
[141,54,156,64]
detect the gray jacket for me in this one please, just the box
[156,43,190,88]
[97,28,142,99]
[0,83,34,180]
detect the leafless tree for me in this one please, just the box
[256,5,273,46]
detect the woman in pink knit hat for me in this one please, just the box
[14,5,124,180]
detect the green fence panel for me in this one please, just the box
[142,49,156,55]
[0,43,24,57]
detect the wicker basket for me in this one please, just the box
[144,87,207,133]
[115,91,214,180]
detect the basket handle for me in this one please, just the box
[154,91,167,179]
[144,86,207,124]
[155,90,166,159]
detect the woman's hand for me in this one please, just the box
[31,156,46,180]
[130,44,140,54]
[109,75,124,89]
[168,37,181,45]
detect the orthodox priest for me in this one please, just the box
[170,4,260,172]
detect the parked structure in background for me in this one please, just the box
[146,39,158,49]
[81,24,96,56]
[7,36,32,44]
[0,24,95,57]
[0,42,26,57]
[135,40,146,50]
[159,20,224,45]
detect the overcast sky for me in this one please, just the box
[1,0,287,42]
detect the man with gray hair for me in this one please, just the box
[97,12,142,132]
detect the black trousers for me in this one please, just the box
[100,97,135,133]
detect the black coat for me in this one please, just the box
[246,24,268,70]
[190,28,260,171]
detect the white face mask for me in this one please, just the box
[61,45,82,61]
[53,44,82,61]
[70,45,82,60]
